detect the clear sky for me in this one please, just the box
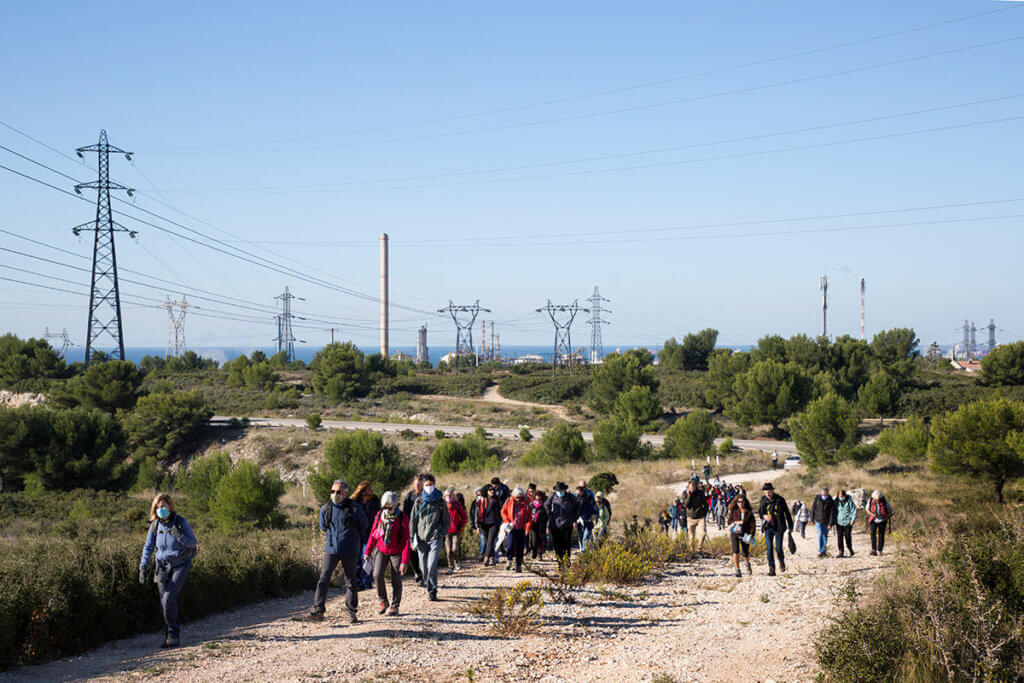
[1,1,1022,354]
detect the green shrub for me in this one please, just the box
[789,393,860,467]
[593,416,650,461]
[310,342,369,401]
[469,580,544,636]
[122,391,212,464]
[613,385,662,426]
[0,528,315,670]
[497,372,591,404]
[520,422,589,467]
[587,472,619,494]
[434,429,446,440]
[208,460,285,532]
[53,361,144,414]
[175,451,233,513]
[372,372,491,398]
[431,439,471,474]
[518,427,532,442]
[0,333,69,390]
[656,371,708,409]
[431,434,500,474]
[305,413,322,430]
[664,411,721,459]
[718,437,734,455]
[307,430,412,503]
[816,591,910,681]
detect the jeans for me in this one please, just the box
[550,526,573,565]
[764,527,786,570]
[157,561,190,639]
[481,524,499,561]
[871,521,887,553]
[816,522,830,555]
[578,522,593,551]
[476,528,486,557]
[796,520,807,538]
[371,550,402,607]
[670,517,681,532]
[506,528,526,569]
[837,524,853,555]
[313,552,359,616]
[417,536,444,594]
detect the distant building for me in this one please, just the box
[512,353,544,366]
[390,351,413,362]
[950,358,983,373]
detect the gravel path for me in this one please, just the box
[4,522,891,682]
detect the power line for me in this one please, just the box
[136,5,1023,155]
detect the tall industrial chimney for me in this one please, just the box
[380,233,389,357]
[860,278,866,341]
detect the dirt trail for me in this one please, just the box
[5,514,891,682]
[416,386,568,420]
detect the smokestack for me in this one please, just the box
[380,233,389,357]
[860,278,865,341]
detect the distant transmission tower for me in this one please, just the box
[73,130,136,366]
[44,327,74,359]
[970,322,978,360]
[586,286,611,364]
[163,296,189,358]
[819,275,829,338]
[859,278,866,341]
[274,286,304,363]
[537,299,588,374]
[438,300,489,372]
[961,319,971,359]
[987,319,997,354]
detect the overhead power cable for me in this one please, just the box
[136,4,1023,154]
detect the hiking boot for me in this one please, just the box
[779,561,787,573]
[817,552,825,559]
[745,562,752,576]
[870,550,877,556]
[378,601,388,615]
[306,611,325,623]
[160,635,179,649]
[506,562,513,570]
[428,591,438,602]
[386,605,399,616]
[348,612,359,624]
[734,569,742,578]
[515,566,522,573]
[837,552,845,558]
[848,551,855,557]
[768,567,776,577]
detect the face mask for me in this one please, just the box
[156,507,171,520]
[423,485,436,495]
[330,492,343,504]
[556,491,565,498]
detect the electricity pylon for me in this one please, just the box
[537,299,588,374]
[439,300,489,373]
[586,286,610,364]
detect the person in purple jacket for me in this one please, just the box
[139,493,198,649]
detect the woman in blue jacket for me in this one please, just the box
[139,493,198,648]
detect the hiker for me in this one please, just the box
[658,508,671,533]
[668,498,682,533]
[490,476,511,505]
[702,463,711,483]
[529,490,548,560]
[575,481,597,551]
[727,493,755,577]
[594,491,612,542]
[545,481,580,567]
[771,451,778,470]
[835,489,858,558]
[501,487,531,572]
[794,500,810,538]
[715,493,728,531]
[811,487,837,558]
[410,473,451,601]
[867,489,892,556]
[402,474,425,584]
[757,482,793,576]
[682,479,709,553]
[139,492,198,648]
[469,486,486,559]
[352,481,380,546]
[444,488,467,572]
[309,479,369,623]
[478,484,503,566]
[364,491,409,616]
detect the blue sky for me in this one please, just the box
[1,1,1022,353]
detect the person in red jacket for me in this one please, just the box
[500,487,532,572]
[364,491,410,616]
[444,488,467,573]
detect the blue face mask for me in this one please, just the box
[156,507,171,520]
[556,491,565,498]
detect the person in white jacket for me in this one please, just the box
[794,500,811,538]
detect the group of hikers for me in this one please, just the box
[138,474,613,647]
[656,475,894,578]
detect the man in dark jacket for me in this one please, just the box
[490,477,511,505]
[682,480,709,553]
[810,487,836,558]
[757,482,793,576]
[309,479,369,623]
[575,481,597,551]
[410,473,450,601]
[402,474,425,583]
[545,482,580,567]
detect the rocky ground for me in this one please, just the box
[3,519,892,682]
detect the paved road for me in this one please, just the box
[212,415,798,454]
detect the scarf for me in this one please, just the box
[378,507,398,545]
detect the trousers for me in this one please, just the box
[313,552,358,616]
[417,536,444,594]
[371,550,402,607]
[836,524,853,555]
[157,561,190,639]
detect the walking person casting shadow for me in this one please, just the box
[139,493,198,649]
[308,479,369,624]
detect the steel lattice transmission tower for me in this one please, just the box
[438,300,489,373]
[73,130,136,366]
[537,299,588,373]
[44,327,75,360]
[274,287,304,363]
[819,275,829,338]
[586,286,610,364]
[163,296,190,358]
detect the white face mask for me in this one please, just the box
[331,492,344,504]
[423,484,436,495]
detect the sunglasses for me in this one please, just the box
[331,489,343,494]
